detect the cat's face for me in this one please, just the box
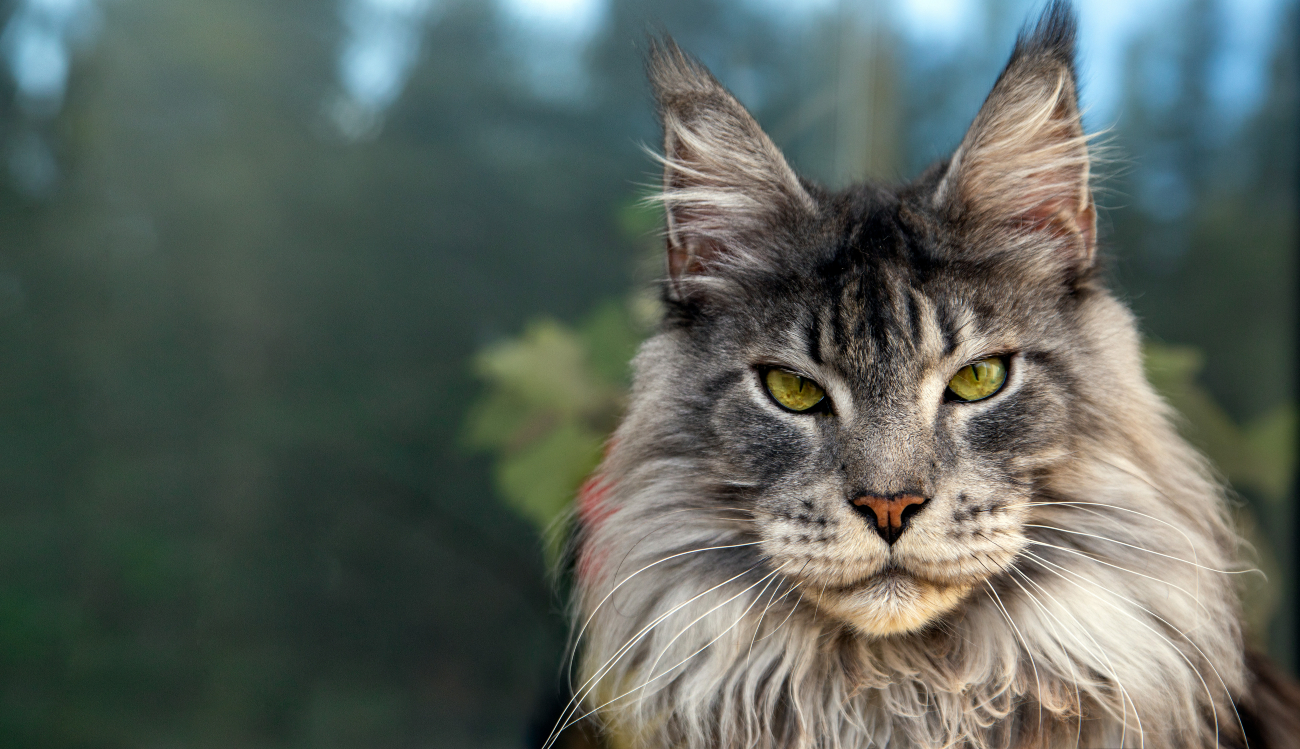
[667,193,1088,635]
[645,28,1096,635]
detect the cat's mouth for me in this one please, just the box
[796,554,985,593]
[824,563,935,593]
[769,529,1012,636]
[808,564,977,636]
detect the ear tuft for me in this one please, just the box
[1012,0,1079,73]
[936,0,1097,272]
[646,38,814,293]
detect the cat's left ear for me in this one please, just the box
[934,1,1096,273]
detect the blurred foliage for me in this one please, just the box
[462,194,662,553]
[464,303,642,542]
[1146,344,1295,504]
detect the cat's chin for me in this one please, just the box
[813,570,973,637]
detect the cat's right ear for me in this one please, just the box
[647,39,815,296]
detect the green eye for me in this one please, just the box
[764,368,826,412]
[947,357,1008,402]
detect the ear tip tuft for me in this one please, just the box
[646,35,720,100]
[1012,0,1079,70]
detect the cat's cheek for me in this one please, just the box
[742,486,864,575]
[962,377,1070,455]
[711,401,823,484]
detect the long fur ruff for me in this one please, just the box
[561,305,1246,749]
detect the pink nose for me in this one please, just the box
[851,494,928,545]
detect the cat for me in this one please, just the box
[548,2,1300,747]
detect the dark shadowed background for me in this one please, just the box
[0,0,1293,746]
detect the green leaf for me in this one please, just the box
[496,421,604,533]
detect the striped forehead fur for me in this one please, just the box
[558,3,1250,748]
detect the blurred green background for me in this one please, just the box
[0,0,1292,746]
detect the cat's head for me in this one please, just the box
[636,4,1107,637]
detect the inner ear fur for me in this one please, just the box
[935,1,1097,271]
[647,38,815,291]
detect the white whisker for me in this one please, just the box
[744,570,787,670]
[1023,523,1250,575]
[980,532,1141,745]
[566,565,788,736]
[1002,570,1083,745]
[639,565,788,701]
[546,556,763,749]
[1024,499,1209,631]
[1024,537,1214,621]
[983,581,1045,735]
[1008,566,1134,746]
[1022,550,1245,749]
[567,511,756,687]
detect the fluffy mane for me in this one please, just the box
[562,316,1244,748]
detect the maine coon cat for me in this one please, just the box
[550,2,1300,747]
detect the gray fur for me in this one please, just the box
[560,3,1248,747]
